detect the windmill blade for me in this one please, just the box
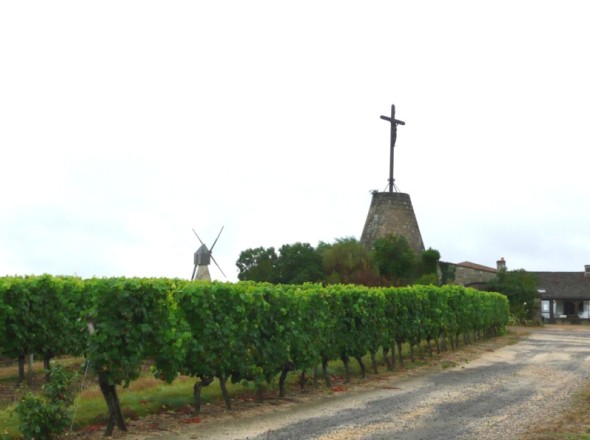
[192,228,205,246]
[209,226,224,252]
[191,264,198,281]
[210,254,227,278]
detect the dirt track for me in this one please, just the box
[100,326,590,439]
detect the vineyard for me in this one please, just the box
[0,275,509,436]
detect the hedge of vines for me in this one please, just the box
[0,275,509,430]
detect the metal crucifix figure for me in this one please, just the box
[380,104,405,192]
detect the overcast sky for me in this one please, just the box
[1,1,589,282]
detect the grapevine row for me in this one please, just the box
[0,275,509,433]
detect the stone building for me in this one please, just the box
[439,260,501,288]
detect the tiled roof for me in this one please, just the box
[533,272,590,300]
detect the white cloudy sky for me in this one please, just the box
[1,1,589,281]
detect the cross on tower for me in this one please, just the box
[380,104,405,192]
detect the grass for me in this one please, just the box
[1,370,216,437]
[440,360,457,369]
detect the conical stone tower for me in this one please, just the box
[195,263,211,281]
[361,104,425,255]
[360,191,424,255]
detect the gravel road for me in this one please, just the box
[128,326,590,440]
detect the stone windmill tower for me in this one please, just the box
[360,104,425,255]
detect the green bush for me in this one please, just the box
[15,393,69,440]
[14,364,77,440]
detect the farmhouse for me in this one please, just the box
[534,265,590,322]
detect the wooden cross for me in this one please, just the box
[380,104,405,192]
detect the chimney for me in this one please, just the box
[497,257,506,272]
[585,265,590,278]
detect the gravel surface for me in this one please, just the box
[105,326,590,439]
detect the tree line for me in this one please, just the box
[236,235,441,287]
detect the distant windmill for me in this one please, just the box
[191,227,226,281]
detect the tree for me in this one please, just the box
[418,248,441,276]
[319,237,381,286]
[414,248,441,285]
[372,234,416,285]
[486,269,537,321]
[236,247,279,283]
[276,242,323,284]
